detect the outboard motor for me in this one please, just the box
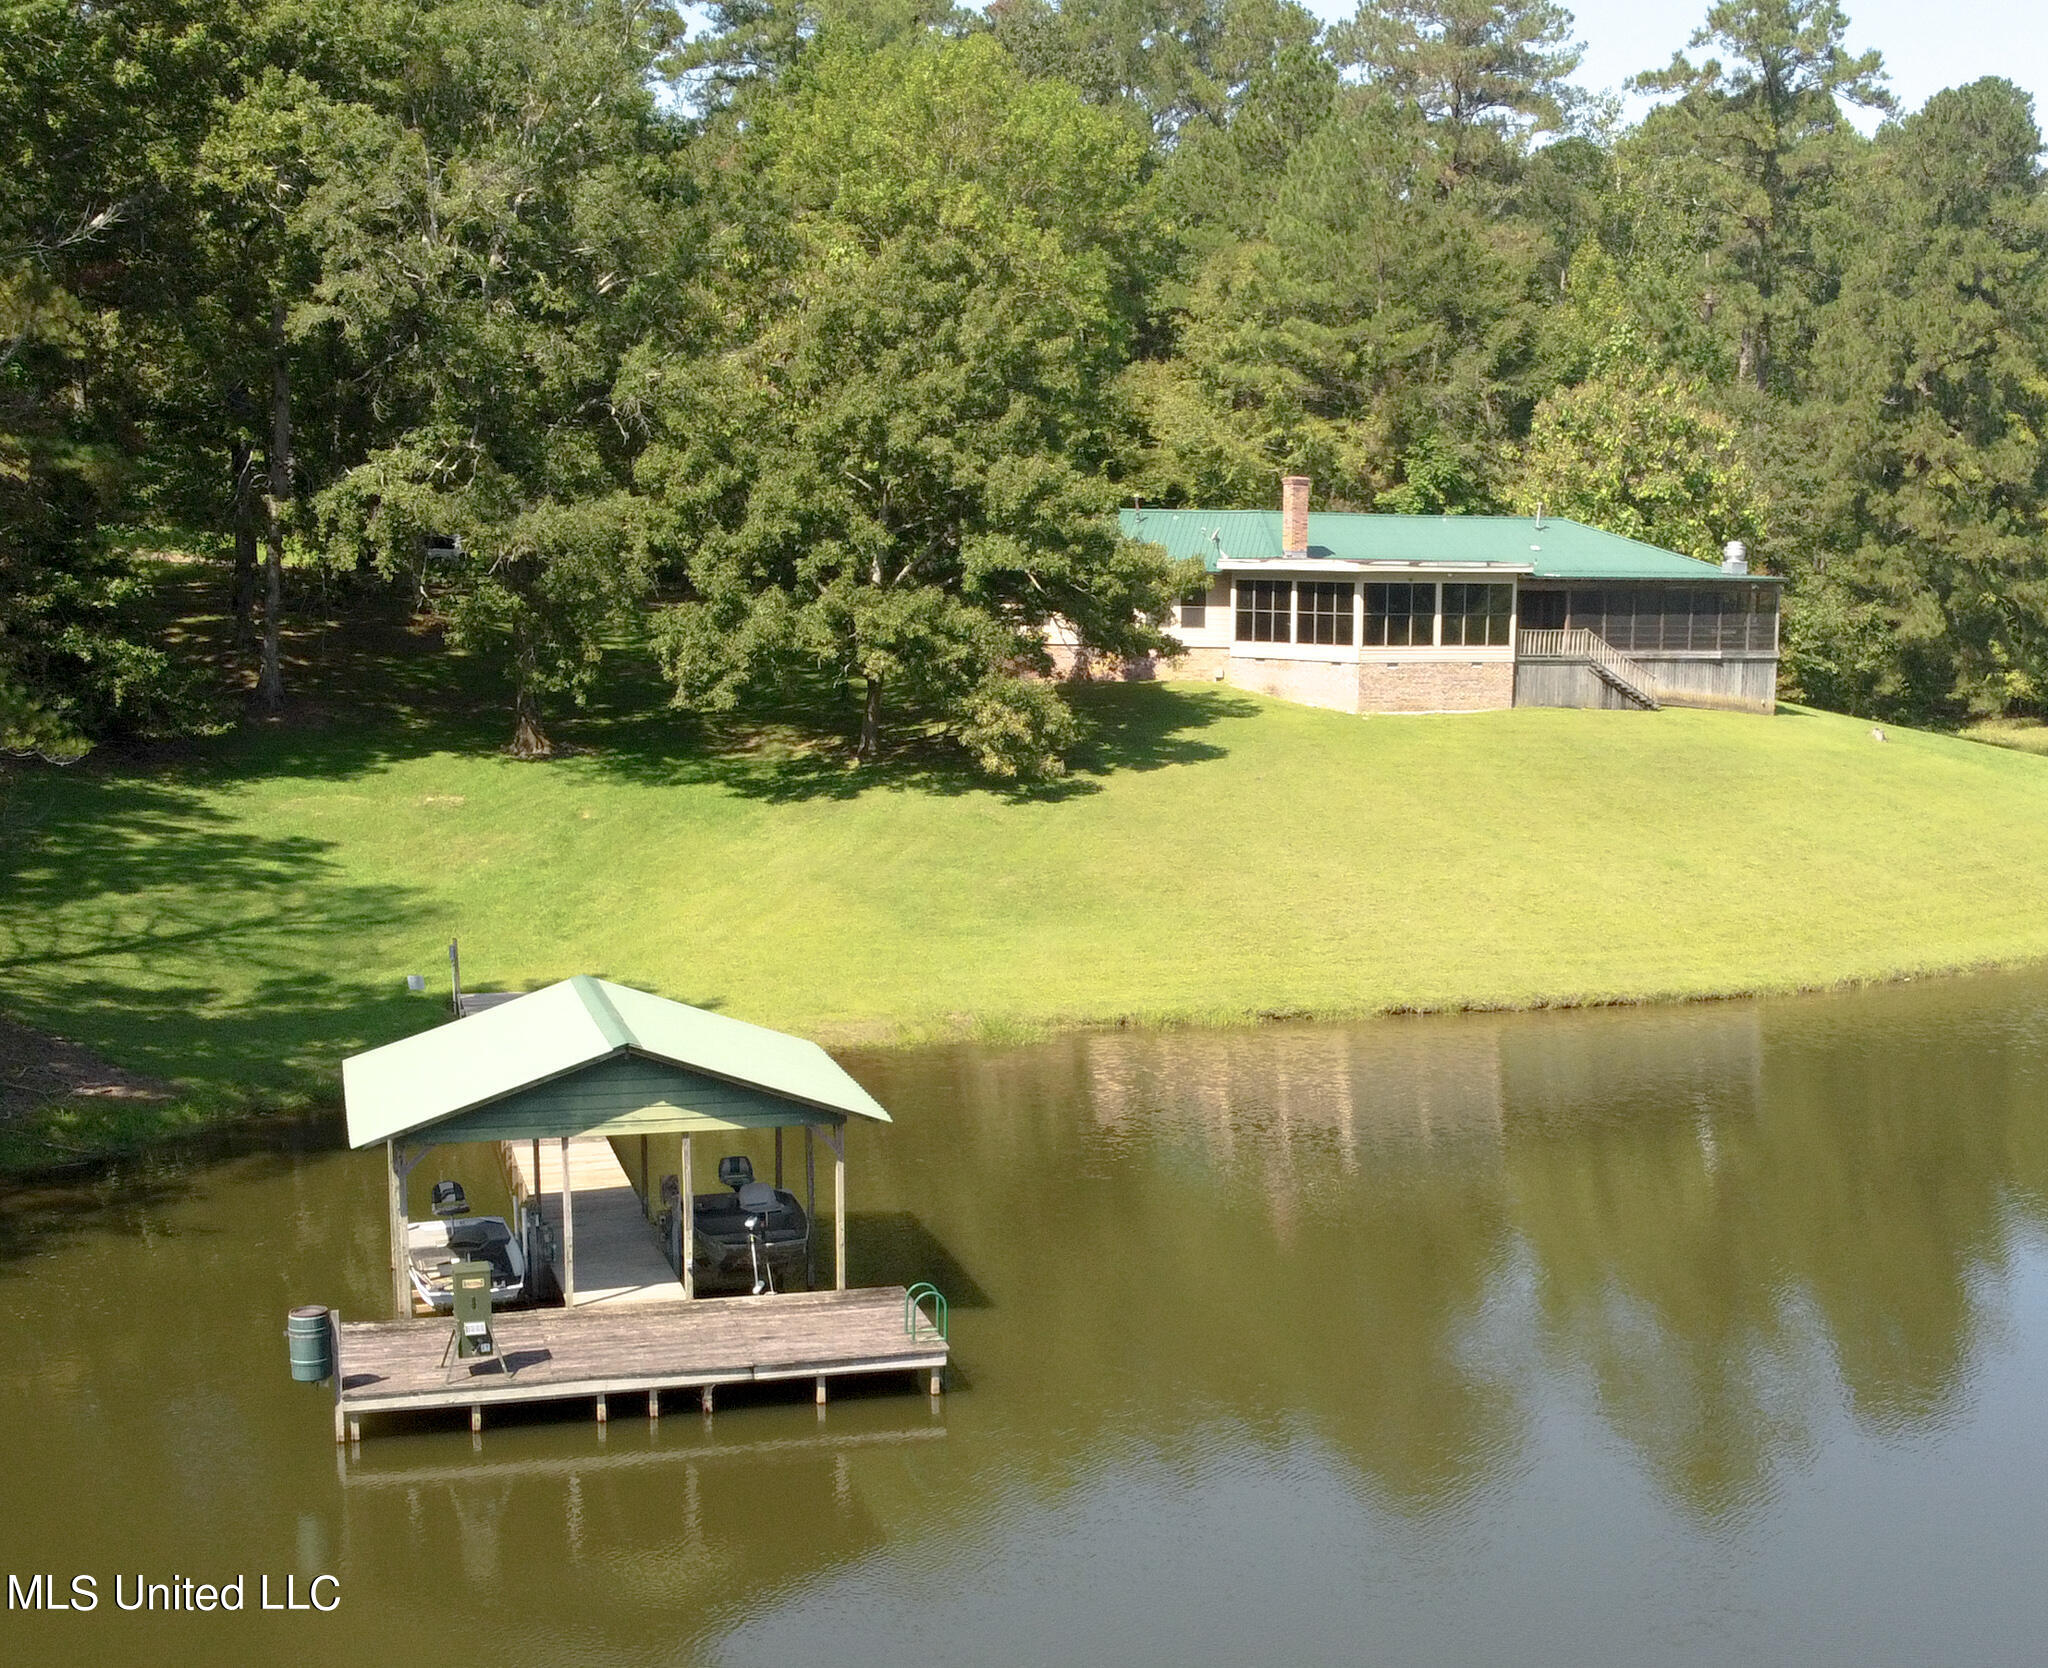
[737,1177,779,1294]
[430,1179,469,1218]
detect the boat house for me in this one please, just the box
[324,976,948,1440]
[1122,478,1782,715]
[343,975,892,1316]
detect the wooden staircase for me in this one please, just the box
[1517,628,1661,710]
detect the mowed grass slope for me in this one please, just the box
[4,677,2048,1139]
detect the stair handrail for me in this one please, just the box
[1520,626,1661,708]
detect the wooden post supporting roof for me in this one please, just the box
[559,1136,576,1307]
[387,1140,407,1319]
[681,1135,695,1300]
[804,1126,817,1290]
[829,1122,846,1292]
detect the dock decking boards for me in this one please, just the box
[504,1135,683,1307]
[332,1286,948,1439]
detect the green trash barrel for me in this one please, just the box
[288,1305,333,1383]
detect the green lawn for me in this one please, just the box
[7,650,2048,1168]
[1960,717,2048,758]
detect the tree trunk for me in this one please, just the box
[1738,323,1768,394]
[857,675,882,762]
[230,438,259,653]
[509,683,552,759]
[256,304,290,714]
[508,629,552,758]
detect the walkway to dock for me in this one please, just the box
[332,1286,948,1439]
[503,1137,681,1307]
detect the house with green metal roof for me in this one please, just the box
[1106,478,1781,715]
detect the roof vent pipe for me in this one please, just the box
[1721,539,1749,574]
[1281,475,1310,557]
[1534,501,1544,532]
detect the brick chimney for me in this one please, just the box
[1281,475,1310,557]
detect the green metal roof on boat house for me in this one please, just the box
[1119,508,1771,583]
[342,975,889,1150]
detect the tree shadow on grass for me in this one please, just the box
[0,771,435,1091]
[580,679,1259,806]
[90,562,1264,807]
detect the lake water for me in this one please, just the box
[6,970,2048,1665]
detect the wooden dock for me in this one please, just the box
[502,1136,683,1307]
[331,1286,948,1440]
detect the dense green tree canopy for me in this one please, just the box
[7,0,2048,762]
[638,33,1185,776]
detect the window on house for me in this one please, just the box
[1441,582,1514,646]
[1236,578,1292,643]
[1364,582,1435,646]
[1179,590,1208,629]
[1296,581,1354,646]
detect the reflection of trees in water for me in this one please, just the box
[962,1020,1530,1518]
[13,978,2048,1650]
[1502,990,2048,1520]
[896,983,2048,1528]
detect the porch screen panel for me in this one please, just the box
[1441,583,1513,646]
[1365,582,1436,646]
[1647,586,1686,651]
[1566,588,1604,642]
[1607,587,1640,651]
[1297,581,1355,645]
[1236,578,1292,643]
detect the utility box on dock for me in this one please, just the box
[451,1261,495,1360]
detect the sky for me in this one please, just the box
[1297,0,2048,133]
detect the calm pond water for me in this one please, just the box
[6,970,2048,1665]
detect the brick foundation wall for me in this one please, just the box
[1045,645,1162,682]
[1355,659,1515,713]
[1227,656,1365,714]
[1159,645,1230,682]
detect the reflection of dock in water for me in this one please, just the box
[336,1421,948,1488]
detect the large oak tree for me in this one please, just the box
[637,31,1186,777]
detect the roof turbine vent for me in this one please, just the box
[1721,539,1749,574]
